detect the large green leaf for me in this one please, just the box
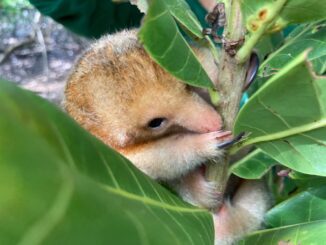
[241,0,326,32]
[132,0,203,37]
[164,0,203,38]
[265,186,326,227]
[139,0,214,88]
[290,171,326,189]
[230,149,276,179]
[0,80,213,245]
[260,22,326,77]
[238,221,326,245]
[233,51,326,176]
[251,22,326,95]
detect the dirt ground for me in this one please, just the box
[0,7,90,106]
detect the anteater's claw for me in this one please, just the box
[217,132,245,149]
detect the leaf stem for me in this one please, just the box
[236,0,288,63]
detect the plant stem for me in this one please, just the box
[236,0,288,63]
[206,0,249,209]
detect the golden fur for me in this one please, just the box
[65,29,270,245]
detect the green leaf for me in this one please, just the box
[255,31,285,61]
[259,22,326,80]
[289,172,326,191]
[139,0,214,88]
[238,221,326,245]
[230,149,276,179]
[163,0,203,38]
[252,22,326,95]
[265,186,326,227]
[233,51,326,176]
[241,0,326,32]
[0,80,213,245]
[130,0,205,38]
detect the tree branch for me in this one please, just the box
[0,38,34,64]
[206,0,249,210]
[236,0,288,63]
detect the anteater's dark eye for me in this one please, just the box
[147,117,167,129]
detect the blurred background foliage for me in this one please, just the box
[0,0,30,10]
[0,0,88,105]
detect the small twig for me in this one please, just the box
[0,38,34,64]
[236,0,288,63]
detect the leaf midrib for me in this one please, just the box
[238,118,326,149]
[100,184,207,213]
[18,163,74,245]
